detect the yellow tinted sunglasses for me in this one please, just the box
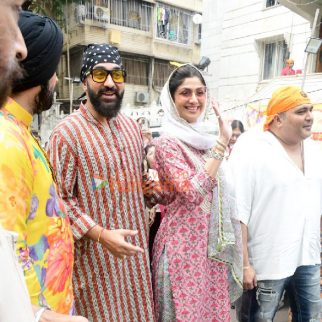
[87,68,126,83]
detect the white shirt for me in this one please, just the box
[229,131,322,281]
[0,228,34,322]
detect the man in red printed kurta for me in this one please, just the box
[47,44,155,322]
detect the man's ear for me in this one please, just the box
[274,114,283,125]
[82,79,87,92]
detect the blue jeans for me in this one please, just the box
[236,265,321,322]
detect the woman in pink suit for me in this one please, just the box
[152,64,242,322]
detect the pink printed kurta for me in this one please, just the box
[152,136,230,322]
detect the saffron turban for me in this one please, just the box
[286,58,294,64]
[264,86,311,130]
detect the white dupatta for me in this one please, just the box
[160,64,243,301]
[160,64,216,150]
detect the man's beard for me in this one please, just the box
[0,59,23,107]
[34,81,55,114]
[87,84,124,118]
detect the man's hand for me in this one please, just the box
[32,306,89,322]
[99,229,144,259]
[243,265,257,290]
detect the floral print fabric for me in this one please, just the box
[0,99,74,314]
[152,136,231,322]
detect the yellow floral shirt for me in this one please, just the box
[0,99,74,314]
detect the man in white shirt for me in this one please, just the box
[230,86,322,321]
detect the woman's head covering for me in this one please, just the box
[12,11,63,93]
[80,43,123,82]
[286,58,294,65]
[158,63,243,302]
[160,63,216,150]
[264,86,311,130]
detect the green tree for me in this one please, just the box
[22,0,81,18]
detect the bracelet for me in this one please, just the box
[216,139,227,149]
[214,145,225,154]
[34,307,47,322]
[97,227,105,243]
[208,149,224,161]
[243,266,251,270]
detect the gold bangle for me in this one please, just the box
[216,139,227,149]
[243,266,250,270]
[214,145,225,154]
[97,227,105,243]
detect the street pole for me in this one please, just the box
[65,0,72,114]
[301,8,320,90]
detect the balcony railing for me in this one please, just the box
[73,1,152,32]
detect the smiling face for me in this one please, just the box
[0,0,27,106]
[83,62,125,119]
[173,76,206,124]
[278,104,314,143]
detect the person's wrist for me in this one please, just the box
[34,307,47,322]
[218,136,230,146]
[214,144,225,154]
[101,229,112,249]
[97,227,105,243]
[209,148,224,161]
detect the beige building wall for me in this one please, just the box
[59,0,202,110]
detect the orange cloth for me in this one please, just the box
[286,58,294,64]
[264,86,311,130]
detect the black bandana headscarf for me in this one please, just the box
[12,11,63,93]
[80,43,123,81]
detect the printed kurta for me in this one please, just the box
[153,136,230,322]
[0,99,74,314]
[47,103,155,322]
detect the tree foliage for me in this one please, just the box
[22,0,81,18]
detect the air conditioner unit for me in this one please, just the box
[75,4,86,23]
[94,6,109,21]
[135,92,149,104]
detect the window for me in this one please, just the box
[266,0,279,8]
[75,0,152,31]
[122,56,149,85]
[262,40,289,79]
[195,23,202,44]
[74,1,110,24]
[156,4,193,45]
[110,0,152,32]
[153,59,174,88]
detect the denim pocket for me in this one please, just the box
[256,283,280,320]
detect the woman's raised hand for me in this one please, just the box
[212,99,231,146]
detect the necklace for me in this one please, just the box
[268,130,305,174]
[85,103,107,126]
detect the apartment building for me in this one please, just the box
[201,0,322,112]
[57,0,202,113]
